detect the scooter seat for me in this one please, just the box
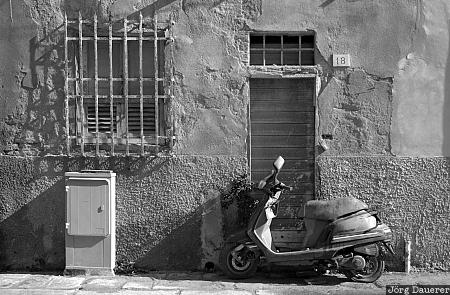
[304,197,368,221]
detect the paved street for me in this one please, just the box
[1,271,449,295]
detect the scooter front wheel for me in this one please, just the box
[219,244,259,279]
[342,255,385,283]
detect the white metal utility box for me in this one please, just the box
[64,170,116,275]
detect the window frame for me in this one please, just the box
[249,33,315,66]
[64,13,174,156]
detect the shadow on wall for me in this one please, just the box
[0,156,217,271]
[62,0,103,19]
[61,0,179,21]
[131,205,203,271]
[0,156,75,271]
[0,179,66,271]
[15,24,67,155]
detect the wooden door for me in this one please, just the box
[250,78,315,250]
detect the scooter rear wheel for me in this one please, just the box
[219,244,259,279]
[342,255,385,283]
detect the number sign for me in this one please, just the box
[333,54,351,67]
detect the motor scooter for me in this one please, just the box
[219,156,394,283]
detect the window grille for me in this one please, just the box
[249,34,315,66]
[64,12,174,156]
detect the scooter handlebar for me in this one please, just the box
[258,169,276,189]
[278,182,293,191]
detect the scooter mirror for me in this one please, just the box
[273,156,285,171]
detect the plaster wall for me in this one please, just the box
[318,156,450,271]
[0,155,246,271]
[391,1,450,157]
[1,0,450,271]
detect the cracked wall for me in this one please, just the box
[1,0,450,271]
[318,70,393,155]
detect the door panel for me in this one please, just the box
[67,179,109,236]
[251,123,314,136]
[251,111,314,123]
[250,78,315,251]
[251,147,314,159]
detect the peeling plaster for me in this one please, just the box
[392,0,450,156]
[318,70,393,155]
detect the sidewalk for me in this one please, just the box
[1,271,449,295]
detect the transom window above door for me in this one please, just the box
[249,34,315,66]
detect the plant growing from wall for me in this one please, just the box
[221,174,260,227]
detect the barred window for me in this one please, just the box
[249,34,315,66]
[64,13,173,155]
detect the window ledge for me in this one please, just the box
[73,135,170,145]
[248,65,321,78]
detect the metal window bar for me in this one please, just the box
[153,13,159,153]
[66,36,166,41]
[64,13,70,155]
[169,12,175,150]
[154,13,159,153]
[67,94,165,99]
[123,18,129,155]
[139,13,144,155]
[65,14,167,155]
[67,77,158,81]
[78,11,85,155]
[94,13,99,154]
[109,21,115,155]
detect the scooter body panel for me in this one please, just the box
[331,211,377,236]
[304,197,368,220]
[303,210,377,248]
[248,224,389,264]
[245,193,392,264]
